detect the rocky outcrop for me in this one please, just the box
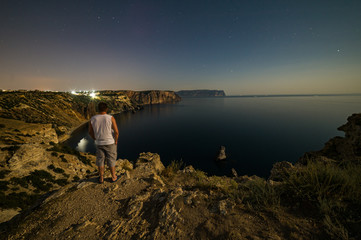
[1,153,322,240]
[0,116,98,224]
[298,113,361,165]
[176,90,226,97]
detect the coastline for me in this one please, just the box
[58,120,89,143]
[59,109,140,144]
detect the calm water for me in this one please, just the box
[66,96,361,178]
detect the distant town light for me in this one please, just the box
[90,92,96,98]
[71,90,77,95]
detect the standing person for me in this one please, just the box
[88,102,119,183]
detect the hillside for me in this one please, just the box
[0,90,180,225]
[0,90,180,136]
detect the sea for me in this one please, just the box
[66,95,361,178]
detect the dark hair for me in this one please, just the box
[98,102,108,112]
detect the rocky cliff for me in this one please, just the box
[176,90,226,97]
[298,113,361,165]
[0,90,180,135]
[110,90,182,105]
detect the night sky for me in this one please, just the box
[1,0,360,95]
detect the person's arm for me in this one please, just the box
[111,116,119,144]
[88,121,95,140]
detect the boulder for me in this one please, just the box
[135,152,165,177]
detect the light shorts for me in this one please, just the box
[95,144,117,167]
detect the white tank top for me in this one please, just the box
[90,114,115,145]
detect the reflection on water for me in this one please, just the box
[76,138,89,152]
[66,96,361,177]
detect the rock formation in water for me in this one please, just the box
[176,90,226,97]
[216,145,227,160]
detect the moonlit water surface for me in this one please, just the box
[66,96,361,177]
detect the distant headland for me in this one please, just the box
[176,89,226,97]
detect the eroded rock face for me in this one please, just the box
[124,90,181,105]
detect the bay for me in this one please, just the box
[66,96,361,178]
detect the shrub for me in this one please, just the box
[190,169,208,181]
[195,175,241,199]
[0,170,11,179]
[10,177,29,188]
[1,145,20,152]
[50,144,92,166]
[0,181,9,191]
[0,124,5,128]
[54,179,68,186]
[241,177,280,209]
[47,164,55,170]
[283,161,361,212]
[32,170,54,182]
[162,160,184,178]
[60,155,68,163]
[51,152,58,157]
[62,173,70,179]
[282,161,361,239]
[24,170,54,192]
[0,191,40,209]
[55,128,64,136]
[73,176,80,182]
[53,168,65,174]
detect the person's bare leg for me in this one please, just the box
[110,166,117,181]
[98,166,104,183]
